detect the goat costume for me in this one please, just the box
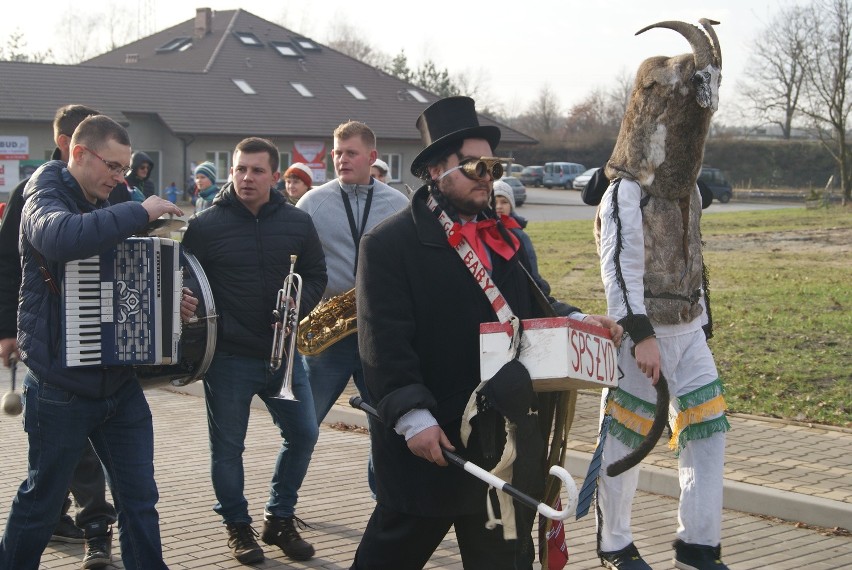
[593,19,731,567]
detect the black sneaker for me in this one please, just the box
[50,514,85,543]
[600,542,652,570]
[82,528,112,569]
[226,522,264,565]
[673,539,729,570]
[261,515,315,561]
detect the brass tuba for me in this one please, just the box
[296,288,357,356]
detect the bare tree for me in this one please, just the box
[801,0,852,202]
[740,5,809,138]
[51,2,140,64]
[55,11,103,63]
[525,86,562,139]
[606,67,634,126]
[326,21,384,67]
[0,29,52,62]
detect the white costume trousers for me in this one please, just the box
[597,329,726,552]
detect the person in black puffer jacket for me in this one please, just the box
[125,151,156,198]
[181,137,327,565]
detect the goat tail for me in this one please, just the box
[605,373,670,477]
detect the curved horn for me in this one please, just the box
[636,20,716,71]
[606,373,670,477]
[699,18,722,69]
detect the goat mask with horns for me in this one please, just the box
[605,19,722,200]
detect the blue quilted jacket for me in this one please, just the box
[18,161,150,397]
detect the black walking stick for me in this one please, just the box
[349,396,577,521]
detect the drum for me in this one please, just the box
[136,251,216,389]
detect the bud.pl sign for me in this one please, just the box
[0,136,29,160]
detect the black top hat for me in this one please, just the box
[410,96,501,179]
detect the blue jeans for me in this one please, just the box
[69,441,117,528]
[203,352,318,524]
[0,373,166,570]
[303,334,369,421]
[303,334,375,494]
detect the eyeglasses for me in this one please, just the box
[80,146,132,178]
[438,157,503,181]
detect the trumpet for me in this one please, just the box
[269,254,302,400]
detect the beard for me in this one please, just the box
[440,176,490,217]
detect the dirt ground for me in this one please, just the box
[707,226,852,255]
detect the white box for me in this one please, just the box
[480,317,618,392]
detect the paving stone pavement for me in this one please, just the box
[0,374,850,569]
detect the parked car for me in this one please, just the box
[698,166,733,203]
[501,162,524,177]
[543,162,585,189]
[500,176,527,207]
[572,167,601,191]
[519,165,544,187]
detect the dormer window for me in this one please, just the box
[271,41,301,57]
[157,37,192,53]
[234,31,262,46]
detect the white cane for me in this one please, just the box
[349,396,578,521]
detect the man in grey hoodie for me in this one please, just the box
[296,121,408,490]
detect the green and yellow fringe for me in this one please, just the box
[606,379,731,455]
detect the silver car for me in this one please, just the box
[572,167,601,191]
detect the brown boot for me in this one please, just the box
[225,522,264,564]
[261,515,314,561]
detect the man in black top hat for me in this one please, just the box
[351,96,620,569]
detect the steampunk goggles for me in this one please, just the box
[439,157,504,181]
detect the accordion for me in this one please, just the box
[62,237,182,367]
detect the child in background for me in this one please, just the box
[194,162,219,213]
[492,179,550,295]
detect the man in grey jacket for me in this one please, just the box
[296,121,408,491]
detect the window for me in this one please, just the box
[278,152,291,173]
[295,38,320,51]
[291,82,313,97]
[204,152,230,181]
[234,31,262,46]
[233,79,256,94]
[157,37,192,53]
[271,41,301,57]
[344,85,367,100]
[406,89,428,103]
[381,153,402,183]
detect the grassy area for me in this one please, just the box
[526,206,852,428]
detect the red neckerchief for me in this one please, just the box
[447,215,520,271]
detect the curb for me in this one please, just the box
[323,401,852,531]
[163,386,851,531]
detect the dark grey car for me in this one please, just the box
[519,166,544,187]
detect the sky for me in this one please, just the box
[3,0,797,121]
